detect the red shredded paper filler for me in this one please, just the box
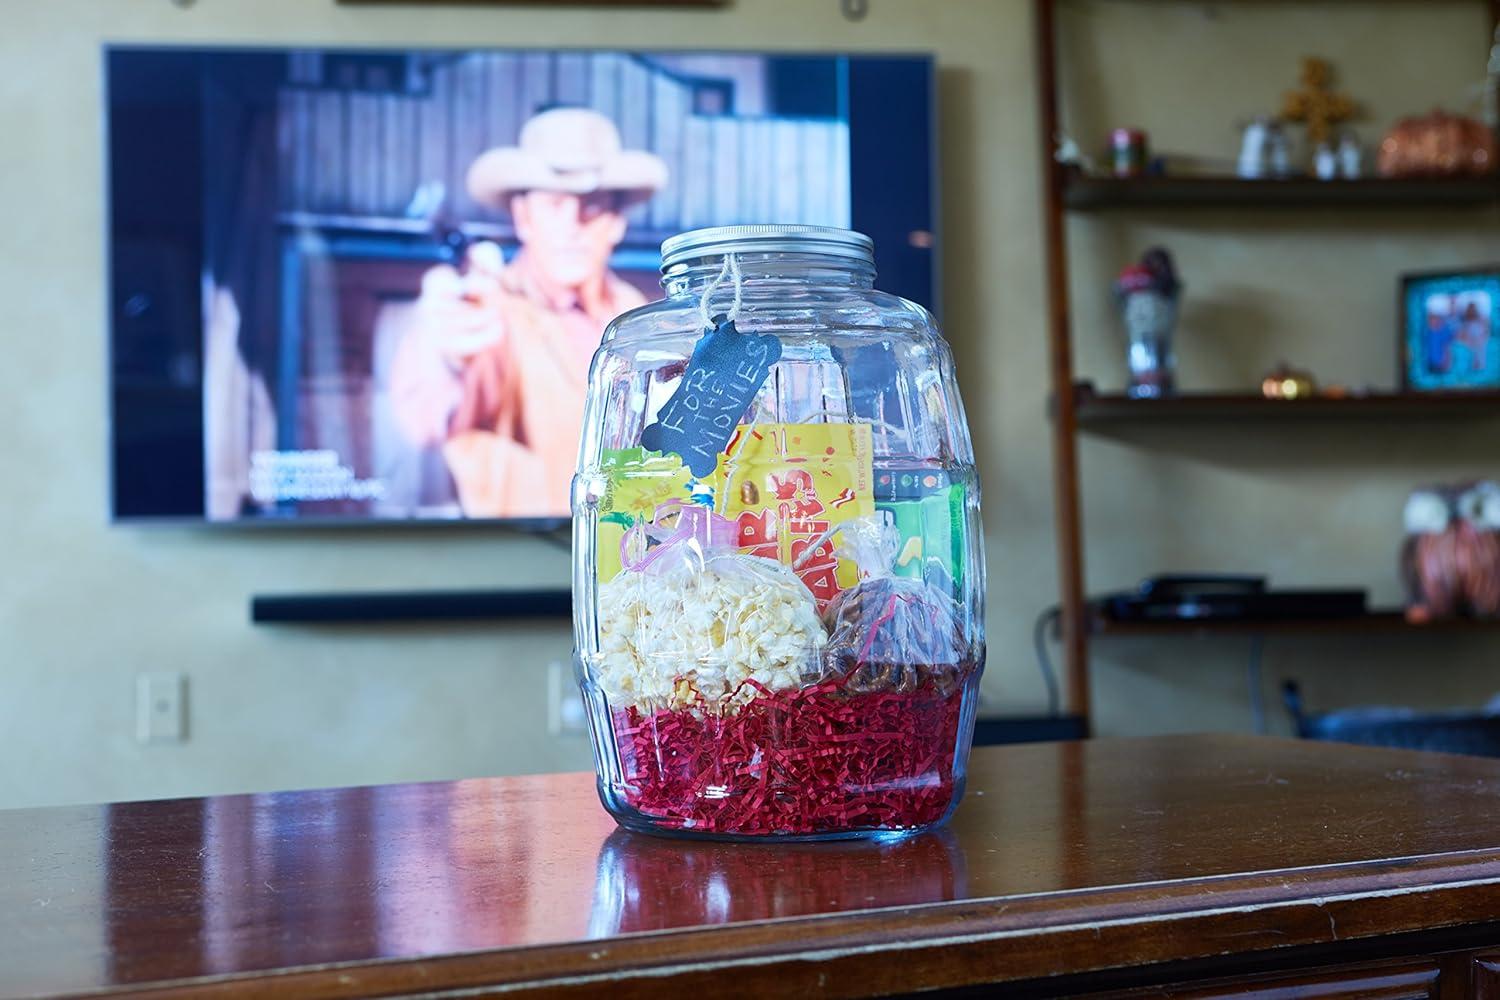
[613,673,971,836]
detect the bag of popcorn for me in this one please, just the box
[596,501,825,714]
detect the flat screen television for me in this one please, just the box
[107,46,938,525]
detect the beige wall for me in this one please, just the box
[0,0,1494,809]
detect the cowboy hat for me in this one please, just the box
[466,107,668,211]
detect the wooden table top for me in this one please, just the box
[6,734,1500,998]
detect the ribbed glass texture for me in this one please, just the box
[572,227,984,840]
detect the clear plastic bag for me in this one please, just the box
[596,501,826,714]
[819,513,968,696]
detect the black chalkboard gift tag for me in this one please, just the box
[640,315,782,478]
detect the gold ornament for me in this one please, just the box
[1261,363,1317,400]
[1282,57,1356,147]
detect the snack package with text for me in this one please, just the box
[595,422,874,609]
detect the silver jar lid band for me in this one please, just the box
[660,224,875,271]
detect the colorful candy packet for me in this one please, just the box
[595,422,875,611]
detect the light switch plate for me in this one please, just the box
[136,672,186,745]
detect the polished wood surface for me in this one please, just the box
[1475,953,1500,999]
[8,736,1500,997]
[1093,960,1442,999]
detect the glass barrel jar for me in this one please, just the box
[572,225,984,841]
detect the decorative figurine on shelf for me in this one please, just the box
[1378,109,1496,177]
[1401,481,1500,623]
[1310,131,1364,180]
[1238,117,1291,179]
[1314,141,1338,180]
[1269,123,1292,177]
[1054,132,1098,175]
[1110,128,1149,177]
[1282,57,1357,168]
[1260,362,1317,400]
[1236,119,1270,178]
[1337,131,1363,178]
[1114,247,1181,398]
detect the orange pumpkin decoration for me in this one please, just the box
[1377,110,1497,178]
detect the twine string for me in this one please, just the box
[697,252,744,332]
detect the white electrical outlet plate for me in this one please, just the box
[136,672,186,745]
[547,661,586,737]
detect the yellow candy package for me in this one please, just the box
[717,423,874,611]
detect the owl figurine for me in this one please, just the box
[1454,481,1500,617]
[1401,481,1500,622]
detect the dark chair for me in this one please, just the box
[1283,681,1500,758]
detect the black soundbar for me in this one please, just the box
[251,588,571,624]
[971,714,1088,746]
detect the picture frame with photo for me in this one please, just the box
[1400,267,1500,392]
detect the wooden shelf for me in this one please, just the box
[1033,0,1500,726]
[1090,609,1500,638]
[1072,385,1500,426]
[1062,174,1500,211]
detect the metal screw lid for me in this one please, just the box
[660,224,875,271]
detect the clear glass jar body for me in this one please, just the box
[572,233,985,841]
